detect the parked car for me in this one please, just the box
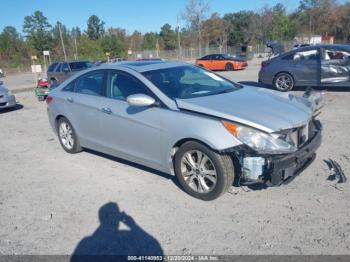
[0,81,16,109]
[47,61,94,85]
[195,54,248,71]
[47,61,323,200]
[259,44,350,91]
[0,67,4,78]
[293,43,311,49]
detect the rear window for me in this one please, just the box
[48,63,58,72]
[69,62,94,71]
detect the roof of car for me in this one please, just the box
[291,44,350,52]
[99,60,190,73]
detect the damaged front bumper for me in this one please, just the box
[236,120,322,186]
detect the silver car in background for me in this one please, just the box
[47,61,323,200]
[259,44,350,91]
[0,81,16,109]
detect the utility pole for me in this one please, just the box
[58,22,67,61]
[156,38,159,58]
[73,32,78,60]
[177,15,182,60]
[198,15,202,57]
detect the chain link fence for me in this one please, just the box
[130,44,275,62]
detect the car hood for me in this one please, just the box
[176,86,314,133]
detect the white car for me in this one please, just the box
[0,81,16,109]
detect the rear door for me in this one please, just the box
[290,48,320,85]
[320,47,350,85]
[68,70,106,148]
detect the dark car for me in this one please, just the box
[47,61,94,85]
[259,44,350,91]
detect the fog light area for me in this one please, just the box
[242,157,266,180]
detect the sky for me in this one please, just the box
[0,0,327,34]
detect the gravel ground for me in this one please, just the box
[0,63,349,256]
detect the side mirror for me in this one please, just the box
[126,94,156,107]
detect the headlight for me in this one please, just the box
[222,121,297,154]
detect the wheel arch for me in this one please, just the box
[55,114,69,129]
[167,137,228,175]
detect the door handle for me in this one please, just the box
[101,107,112,114]
[67,97,74,103]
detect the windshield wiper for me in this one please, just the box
[212,88,236,95]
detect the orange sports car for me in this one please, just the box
[195,54,248,71]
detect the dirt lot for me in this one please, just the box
[0,62,349,256]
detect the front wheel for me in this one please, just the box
[273,73,294,92]
[225,63,234,71]
[57,117,83,154]
[174,141,235,201]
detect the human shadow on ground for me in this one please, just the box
[70,202,163,262]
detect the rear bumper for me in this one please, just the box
[238,120,322,186]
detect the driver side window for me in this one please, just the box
[107,71,151,100]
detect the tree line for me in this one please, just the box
[0,0,349,68]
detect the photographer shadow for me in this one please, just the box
[70,202,163,262]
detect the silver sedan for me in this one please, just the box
[47,61,322,200]
[0,82,16,109]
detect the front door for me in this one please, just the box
[98,70,162,168]
[292,48,320,86]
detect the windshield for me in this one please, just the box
[143,65,240,99]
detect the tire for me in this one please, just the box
[273,72,294,92]
[57,117,83,154]
[225,63,234,71]
[174,141,235,201]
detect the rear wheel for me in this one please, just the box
[57,117,83,154]
[174,141,234,201]
[273,73,294,92]
[225,63,234,71]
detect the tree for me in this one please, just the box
[101,34,127,58]
[23,11,52,54]
[182,0,210,55]
[159,24,176,50]
[223,11,257,46]
[270,4,297,41]
[86,15,105,40]
[128,30,143,52]
[142,32,158,50]
[202,13,227,49]
[0,26,26,65]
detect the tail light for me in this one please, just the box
[261,61,270,68]
[46,96,53,105]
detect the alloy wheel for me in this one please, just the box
[275,74,293,91]
[59,122,74,150]
[180,150,217,193]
